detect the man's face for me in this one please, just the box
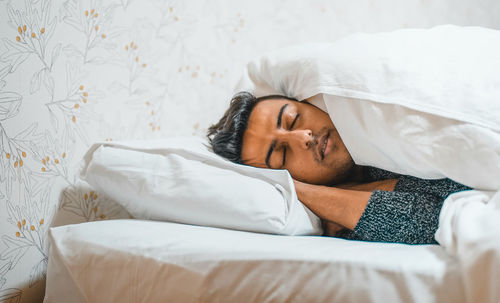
[241,98,355,185]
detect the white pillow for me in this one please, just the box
[80,137,322,235]
[239,25,500,190]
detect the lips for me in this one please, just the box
[318,131,330,160]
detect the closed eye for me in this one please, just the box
[290,113,300,130]
[282,146,287,167]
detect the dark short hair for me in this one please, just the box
[207,92,297,163]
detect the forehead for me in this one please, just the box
[252,98,289,121]
[241,98,290,167]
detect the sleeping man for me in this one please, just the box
[207,92,471,244]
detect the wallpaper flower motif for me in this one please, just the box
[0,0,498,301]
[62,0,118,65]
[3,0,59,98]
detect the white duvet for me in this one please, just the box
[240,25,500,303]
[435,191,500,302]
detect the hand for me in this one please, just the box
[322,220,346,237]
[293,178,323,205]
[292,178,308,201]
[293,178,348,234]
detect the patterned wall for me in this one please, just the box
[0,0,499,301]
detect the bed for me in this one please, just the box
[43,219,464,303]
[44,25,500,303]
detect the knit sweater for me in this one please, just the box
[337,167,471,244]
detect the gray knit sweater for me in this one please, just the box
[337,167,471,244]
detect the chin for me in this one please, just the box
[324,160,356,185]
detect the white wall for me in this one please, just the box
[0,0,499,301]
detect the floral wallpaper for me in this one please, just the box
[0,0,498,301]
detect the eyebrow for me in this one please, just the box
[265,103,288,168]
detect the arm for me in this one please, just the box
[294,178,450,244]
[348,190,445,244]
[300,185,446,244]
[293,179,398,230]
[344,178,470,244]
[293,179,370,230]
[336,179,398,192]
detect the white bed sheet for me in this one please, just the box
[44,220,463,303]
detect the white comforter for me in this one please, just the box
[240,25,500,303]
[435,191,500,303]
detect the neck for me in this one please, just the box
[348,164,366,183]
[326,164,365,186]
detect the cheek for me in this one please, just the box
[287,155,326,182]
[291,167,333,184]
[288,150,313,170]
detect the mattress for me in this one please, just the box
[44,220,464,303]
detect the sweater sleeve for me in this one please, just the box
[338,190,444,244]
[395,175,471,198]
[335,170,471,244]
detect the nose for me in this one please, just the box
[280,129,314,150]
